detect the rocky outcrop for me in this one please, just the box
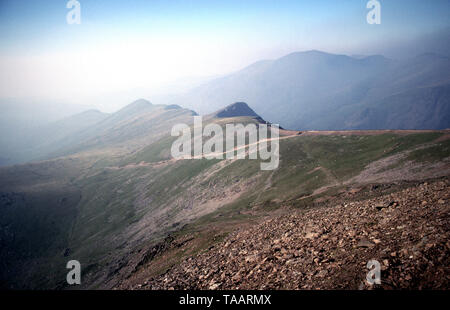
[212,102,261,119]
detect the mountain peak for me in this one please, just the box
[115,98,153,114]
[164,104,182,110]
[128,98,152,108]
[281,50,335,60]
[212,102,260,118]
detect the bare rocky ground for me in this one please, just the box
[129,177,449,290]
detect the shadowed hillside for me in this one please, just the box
[161,51,450,130]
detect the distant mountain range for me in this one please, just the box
[1,50,450,166]
[0,99,197,166]
[0,100,96,166]
[162,50,450,130]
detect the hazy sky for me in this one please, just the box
[0,0,449,112]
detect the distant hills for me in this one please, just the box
[162,50,450,130]
[0,99,96,166]
[0,99,262,167]
[2,49,450,166]
[0,99,197,166]
[0,109,109,166]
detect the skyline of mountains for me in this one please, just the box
[1,49,449,166]
[1,63,449,289]
[161,50,450,131]
[0,99,198,166]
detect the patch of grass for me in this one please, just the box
[122,135,177,165]
[405,139,450,163]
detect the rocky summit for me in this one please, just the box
[212,102,261,119]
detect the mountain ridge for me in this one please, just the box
[158,50,449,130]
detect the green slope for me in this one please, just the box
[0,111,448,289]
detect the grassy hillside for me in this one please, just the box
[1,112,448,289]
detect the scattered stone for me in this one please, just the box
[357,239,374,248]
[135,178,450,290]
